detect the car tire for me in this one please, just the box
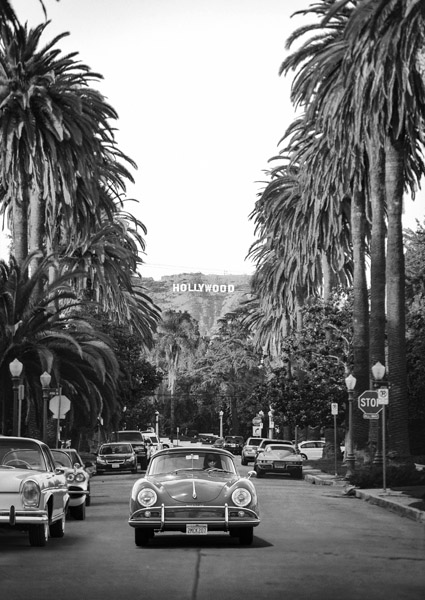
[86,486,91,507]
[140,457,148,471]
[50,514,65,538]
[132,466,138,474]
[294,468,303,479]
[28,522,49,547]
[135,528,154,546]
[255,465,264,478]
[241,457,247,466]
[70,501,86,520]
[238,527,254,545]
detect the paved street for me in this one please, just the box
[1,458,424,600]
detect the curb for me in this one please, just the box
[303,471,425,524]
[355,489,425,524]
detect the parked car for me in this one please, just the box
[129,447,260,546]
[198,433,219,445]
[241,437,266,465]
[254,444,303,479]
[96,443,138,474]
[297,440,326,461]
[212,437,225,449]
[0,436,69,546]
[111,430,148,470]
[51,449,90,519]
[62,448,96,479]
[254,438,296,458]
[223,436,244,455]
[141,431,168,458]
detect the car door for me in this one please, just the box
[42,446,68,518]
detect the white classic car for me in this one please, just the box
[254,444,303,479]
[0,436,69,546]
[51,449,90,520]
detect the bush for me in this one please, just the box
[347,462,425,488]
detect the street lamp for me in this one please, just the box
[40,371,52,444]
[9,358,23,436]
[219,410,224,438]
[371,361,388,492]
[345,373,357,477]
[155,410,159,437]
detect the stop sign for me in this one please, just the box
[49,395,71,419]
[357,390,383,415]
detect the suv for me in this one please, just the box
[112,430,148,470]
[223,436,244,455]
[141,432,169,459]
[241,437,266,465]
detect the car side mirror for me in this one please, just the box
[247,470,257,478]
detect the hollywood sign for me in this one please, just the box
[172,283,235,293]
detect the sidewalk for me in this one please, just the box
[303,467,425,524]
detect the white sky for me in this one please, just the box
[2,0,425,278]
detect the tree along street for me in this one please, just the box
[1,461,424,600]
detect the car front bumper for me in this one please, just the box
[0,506,49,527]
[129,503,260,532]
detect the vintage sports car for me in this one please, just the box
[96,442,138,474]
[51,449,90,520]
[223,436,244,455]
[0,436,69,546]
[254,444,303,479]
[129,447,260,546]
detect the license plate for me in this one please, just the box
[274,462,287,469]
[112,464,120,469]
[186,524,208,535]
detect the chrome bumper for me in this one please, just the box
[0,506,48,527]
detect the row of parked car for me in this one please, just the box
[0,436,95,547]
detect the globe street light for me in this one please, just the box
[40,371,52,444]
[219,410,224,438]
[371,361,388,493]
[345,373,357,478]
[9,358,23,436]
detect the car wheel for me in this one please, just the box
[140,457,148,471]
[255,465,264,478]
[50,514,65,538]
[132,466,138,474]
[294,468,303,479]
[28,522,49,547]
[86,486,91,507]
[301,453,307,460]
[70,501,86,520]
[241,457,247,466]
[135,528,154,546]
[238,527,254,545]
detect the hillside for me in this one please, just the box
[140,273,252,337]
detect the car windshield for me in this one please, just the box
[100,444,133,454]
[51,450,73,468]
[116,432,143,442]
[247,438,263,446]
[0,440,47,470]
[264,445,295,454]
[149,452,236,475]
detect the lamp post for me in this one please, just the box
[155,410,159,437]
[219,410,224,438]
[9,358,23,436]
[345,373,357,478]
[40,371,52,444]
[371,361,388,493]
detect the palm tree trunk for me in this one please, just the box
[368,143,387,452]
[351,189,369,450]
[12,191,28,266]
[385,137,410,456]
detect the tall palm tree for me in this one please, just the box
[0,255,120,436]
[154,310,200,438]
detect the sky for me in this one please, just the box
[3,0,425,279]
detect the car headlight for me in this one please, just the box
[232,488,252,507]
[137,488,157,507]
[67,472,76,483]
[75,472,86,482]
[21,480,41,507]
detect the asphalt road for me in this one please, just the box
[1,456,424,600]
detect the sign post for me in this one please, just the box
[331,403,338,476]
[252,415,263,437]
[49,390,71,448]
[377,388,389,493]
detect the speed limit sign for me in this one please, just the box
[331,403,338,415]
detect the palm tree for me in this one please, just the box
[154,310,200,438]
[0,255,120,437]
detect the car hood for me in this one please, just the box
[0,467,40,492]
[148,472,239,503]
